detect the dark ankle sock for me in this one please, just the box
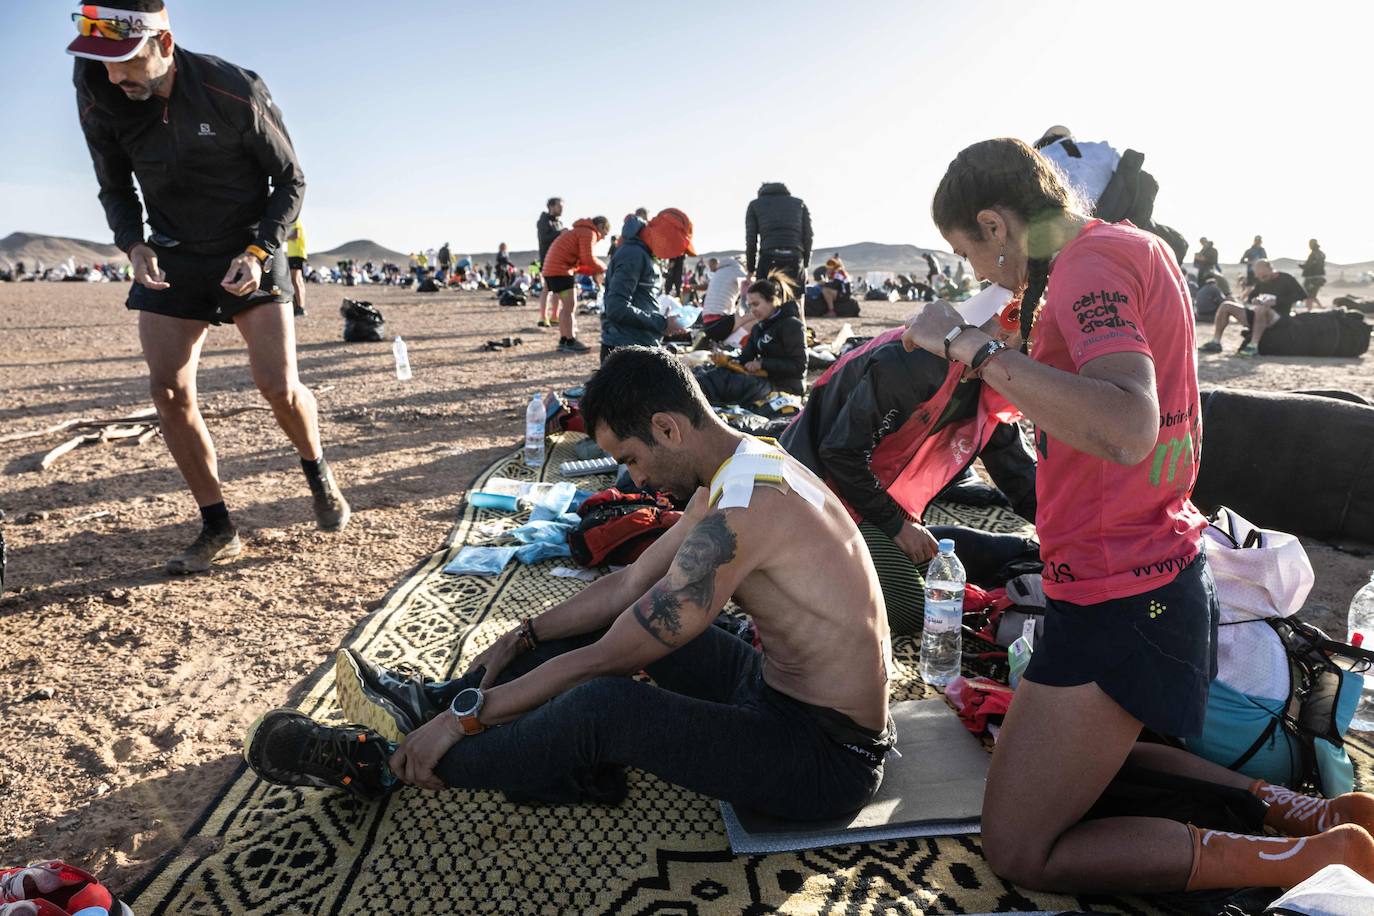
[301,455,327,484]
[199,501,232,532]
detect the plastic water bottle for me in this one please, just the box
[920,538,966,689]
[1347,572,1374,731]
[392,336,412,381]
[524,393,546,468]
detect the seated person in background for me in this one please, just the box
[243,347,896,824]
[695,273,806,406]
[1192,277,1225,321]
[1200,259,1305,356]
[701,255,753,344]
[781,299,1038,637]
[819,256,850,315]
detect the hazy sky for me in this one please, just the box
[3,0,1369,262]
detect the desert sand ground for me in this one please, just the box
[1,279,1371,895]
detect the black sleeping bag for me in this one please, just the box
[1194,388,1374,543]
[1334,295,1374,315]
[1257,309,1371,357]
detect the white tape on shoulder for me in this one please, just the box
[709,438,827,511]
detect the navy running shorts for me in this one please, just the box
[1023,552,1219,738]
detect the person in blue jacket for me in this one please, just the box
[600,208,696,363]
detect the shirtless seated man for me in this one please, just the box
[244,345,894,820]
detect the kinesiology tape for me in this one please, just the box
[1186,823,1374,890]
[1251,779,1374,837]
[709,438,826,511]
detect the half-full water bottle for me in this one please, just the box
[524,393,546,469]
[920,538,965,689]
[392,336,412,381]
[1347,572,1374,731]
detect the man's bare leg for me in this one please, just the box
[1210,301,1242,344]
[140,312,220,504]
[234,300,321,458]
[1249,304,1274,349]
[539,284,553,325]
[556,290,579,344]
[235,300,350,529]
[290,267,306,316]
[139,311,242,571]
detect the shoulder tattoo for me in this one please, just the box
[633,513,738,647]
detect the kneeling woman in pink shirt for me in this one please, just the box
[903,138,1374,893]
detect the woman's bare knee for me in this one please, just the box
[982,826,1051,889]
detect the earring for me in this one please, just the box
[997,252,1006,268]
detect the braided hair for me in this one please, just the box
[1019,258,1050,350]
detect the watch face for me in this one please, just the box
[451,688,481,717]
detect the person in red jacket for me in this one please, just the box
[541,216,610,353]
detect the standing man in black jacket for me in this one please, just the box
[536,197,564,327]
[69,1,349,574]
[744,183,812,290]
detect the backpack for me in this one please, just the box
[1258,309,1372,357]
[1094,148,1189,264]
[1179,508,1372,796]
[568,489,682,567]
[1333,294,1374,315]
[339,298,385,342]
[498,289,526,307]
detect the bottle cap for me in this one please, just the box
[937,538,955,554]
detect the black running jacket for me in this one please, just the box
[75,47,304,257]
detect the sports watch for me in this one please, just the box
[449,687,486,736]
[244,244,273,271]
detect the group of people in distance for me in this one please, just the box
[66,0,1374,902]
[1195,237,1329,357]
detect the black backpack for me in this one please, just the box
[1258,309,1371,357]
[498,289,526,307]
[340,298,386,342]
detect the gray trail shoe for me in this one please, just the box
[166,526,242,574]
[334,649,441,743]
[309,461,351,531]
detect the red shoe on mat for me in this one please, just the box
[0,861,133,916]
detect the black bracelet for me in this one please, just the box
[970,339,1008,372]
[943,324,977,362]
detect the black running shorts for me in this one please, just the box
[287,256,307,271]
[1023,552,1219,738]
[544,274,575,294]
[127,245,292,325]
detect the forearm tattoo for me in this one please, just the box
[633,513,737,647]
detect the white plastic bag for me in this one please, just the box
[1203,506,1314,623]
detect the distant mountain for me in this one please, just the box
[0,231,126,269]
[310,239,410,265]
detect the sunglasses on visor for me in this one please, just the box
[71,13,161,41]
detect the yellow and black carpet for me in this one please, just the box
[131,434,1374,915]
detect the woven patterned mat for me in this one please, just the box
[130,433,1374,915]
